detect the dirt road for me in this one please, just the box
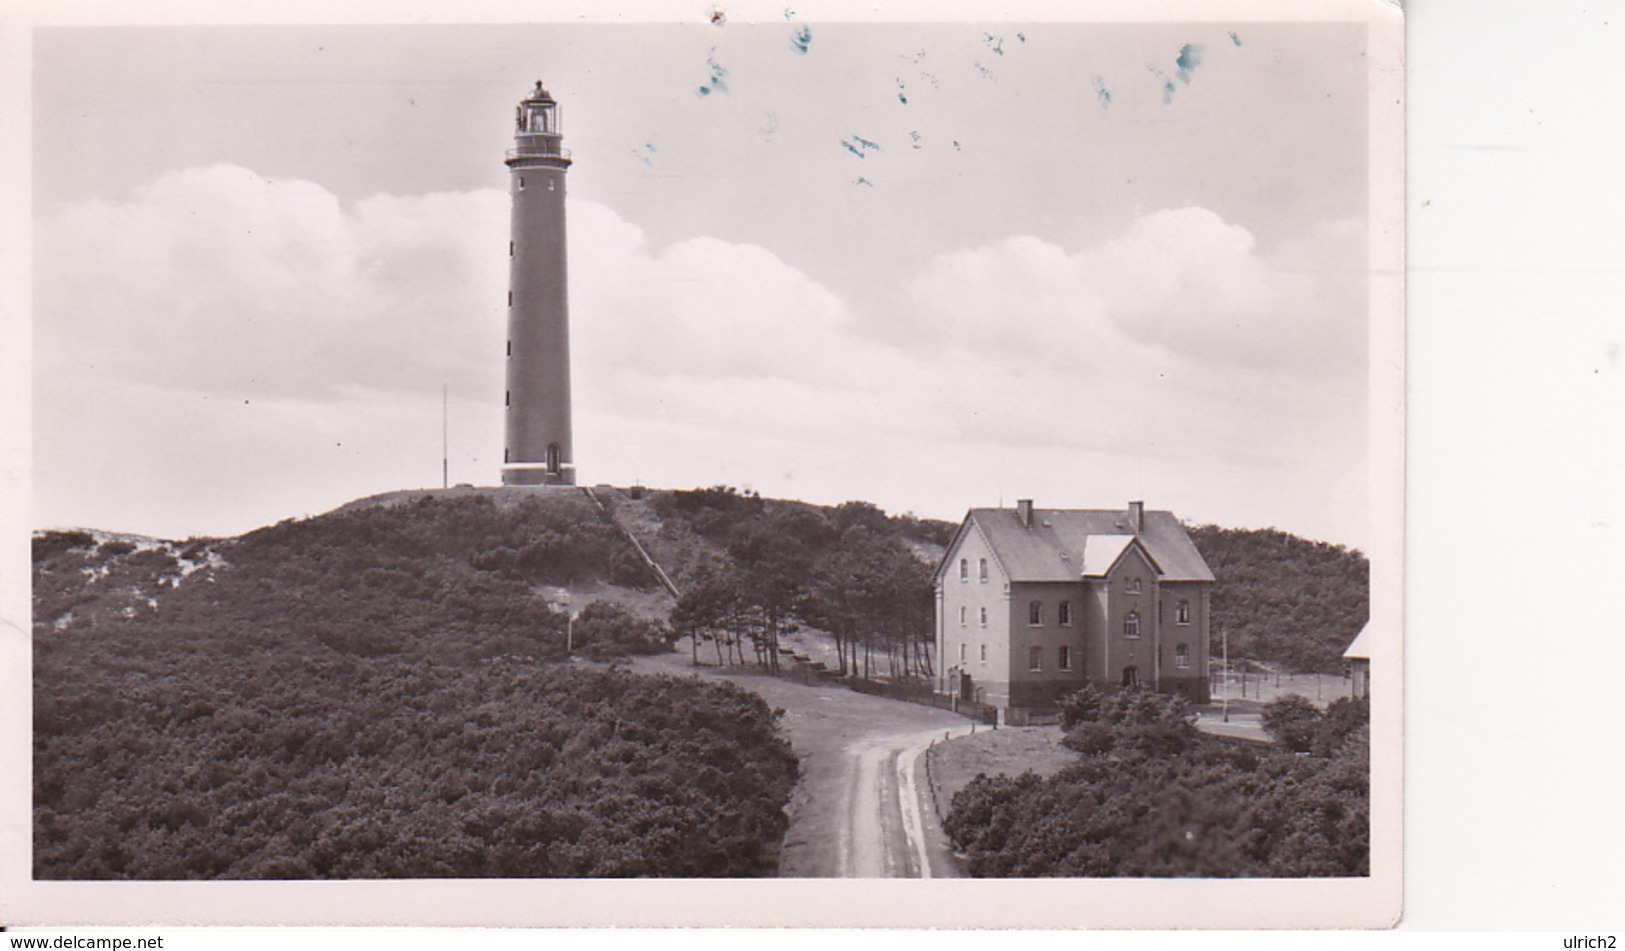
[631,651,974,877]
[839,723,975,877]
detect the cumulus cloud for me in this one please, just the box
[34,166,1369,544]
[37,165,509,401]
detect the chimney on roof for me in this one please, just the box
[1016,499,1034,529]
[1128,500,1144,534]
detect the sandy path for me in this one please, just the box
[630,650,972,877]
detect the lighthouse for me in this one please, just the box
[501,81,575,486]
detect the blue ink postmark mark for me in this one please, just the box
[1175,44,1204,84]
[697,48,729,97]
[840,134,881,158]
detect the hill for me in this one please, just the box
[31,489,797,879]
[31,488,1367,878]
[1187,524,1369,673]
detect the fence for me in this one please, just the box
[844,676,999,725]
[1004,708,1061,727]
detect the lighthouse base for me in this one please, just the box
[502,464,576,487]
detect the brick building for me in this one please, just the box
[935,500,1215,722]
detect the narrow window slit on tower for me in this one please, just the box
[506,341,512,357]
[505,391,510,407]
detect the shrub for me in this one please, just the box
[33,531,96,562]
[1061,722,1117,756]
[1261,694,1322,753]
[573,601,671,660]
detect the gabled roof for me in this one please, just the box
[947,506,1215,584]
[1080,534,1140,578]
[1342,622,1371,660]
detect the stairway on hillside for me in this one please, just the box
[582,486,681,599]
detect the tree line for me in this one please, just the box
[651,489,951,682]
[1188,524,1370,673]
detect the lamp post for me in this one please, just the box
[559,592,573,655]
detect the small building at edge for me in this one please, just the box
[935,500,1216,723]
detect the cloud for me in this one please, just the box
[1078,207,1367,375]
[37,165,508,401]
[34,166,1369,544]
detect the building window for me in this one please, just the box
[1124,611,1140,638]
[504,390,510,407]
[979,607,987,627]
[1028,601,1043,626]
[959,558,968,581]
[507,290,513,307]
[509,240,514,257]
[959,643,966,663]
[1059,600,1072,626]
[1126,577,1142,594]
[959,606,967,626]
[1177,599,1191,625]
[1175,643,1190,668]
[979,558,989,582]
[979,643,988,662]
[506,340,512,357]
[518,176,526,190]
[1028,646,1043,671]
[548,179,556,191]
[1058,645,1072,671]
[504,447,510,463]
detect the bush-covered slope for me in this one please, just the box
[32,492,796,879]
[1187,525,1369,673]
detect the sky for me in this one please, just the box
[30,16,1376,547]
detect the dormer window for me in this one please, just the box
[1125,577,1142,594]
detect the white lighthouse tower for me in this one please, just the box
[501,81,575,486]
